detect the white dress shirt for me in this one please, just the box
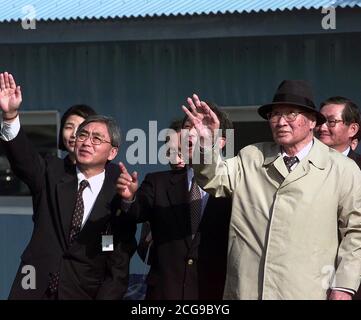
[342,146,351,156]
[76,168,105,228]
[281,139,313,171]
[0,115,20,141]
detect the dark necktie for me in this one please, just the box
[48,271,60,296]
[189,177,202,236]
[48,179,89,296]
[69,179,89,244]
[283,156,299,172]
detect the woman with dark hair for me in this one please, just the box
[58,104,97,162]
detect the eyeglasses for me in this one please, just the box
[76,131,112,145]
[267,111,307,123]
[323,119,344,127]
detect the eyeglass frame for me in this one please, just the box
[322,119,345,128]
[76,130,112,145]
[266,111,308,123]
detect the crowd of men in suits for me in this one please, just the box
[1,70,361,300]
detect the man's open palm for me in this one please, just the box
[0,72,22,113]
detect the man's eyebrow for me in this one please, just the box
[91,132,105,137]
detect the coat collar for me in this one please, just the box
[263,138,328,170]
[262,138,328,183]
[304,138,328,170]
[263,142,282,167]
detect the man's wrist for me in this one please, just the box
[122,196,135,203]
[120,196,135,212]
[331,287,355,295]
[2,112,18,121]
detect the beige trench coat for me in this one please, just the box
[193,138,361,299]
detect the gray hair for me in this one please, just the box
[76,115,121,147]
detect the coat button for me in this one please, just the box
[187,259,194,265]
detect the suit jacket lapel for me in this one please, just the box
[56,174,78,246]
[166,169,193,249]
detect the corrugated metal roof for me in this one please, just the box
[0,0,360,22]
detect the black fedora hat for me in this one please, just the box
[258,80,326,125]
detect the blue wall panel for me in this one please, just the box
[0,215,33,299]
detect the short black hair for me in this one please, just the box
[169,119,183,132]
[165,119,183,144]
[76,115,121,148]
[58,104,97,151]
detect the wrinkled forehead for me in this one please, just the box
[272,104,305,113]
[80,122,110,138]
[320,103,345,116]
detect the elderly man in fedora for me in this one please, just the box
[182,80,361,300]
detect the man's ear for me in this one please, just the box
[107,147,118,161]
[349,123,360,138]
[306,113,317,130]
[310,114,317,130]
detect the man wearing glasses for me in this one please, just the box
[0,72,136,299]
[316,96,361,169]
[182,80,361,300]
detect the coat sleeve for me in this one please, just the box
[1,126,45,194]
[334,161,361,291]
[121,173,156,223]
[192,146,242,198]
[1,127,46,222]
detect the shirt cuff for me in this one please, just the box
[120,196,136,212]
[0,115,20,141]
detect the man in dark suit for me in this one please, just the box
[348,144,361,168]
[349,131,361,168]
[316,96,361,169]
[117,103,233,300]
[137,119,184,265]
[0,72,136,299]
[316,95,361,299]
